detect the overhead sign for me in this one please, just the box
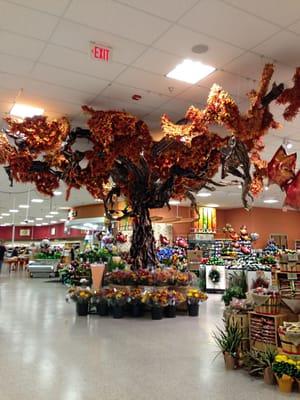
[90,42,111,61]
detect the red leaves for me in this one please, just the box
[277,67,300,121]
[284,171,300,209]
[268,146,296,187]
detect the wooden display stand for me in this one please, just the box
[249,312,289,351]
[228,312,250,354]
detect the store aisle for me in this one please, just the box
[0,270,297,400]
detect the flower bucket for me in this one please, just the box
[264,366,274,385]
[275,375,294,393]
[164,305,176,318]
[224,352,235,370]
[297,379,300,392]
[130,303,144,318]
[188,303,199,317]
[112,305,124,319]
[97,301,109,316]
[76,301,89,316]
[151,307,163,320]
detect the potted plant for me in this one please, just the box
[68,287,92,316]
[93,288,111,316]
[272,354,297,393]
[243,347,276,384]
[213,320,242,369]
[128,288,144,317]
[143,289,168,320]
[164,290,185,318]
[107,288,129,318]
[222,286,246,307]
[186,289,208,316]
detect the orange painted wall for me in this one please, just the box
[220,207,300,249]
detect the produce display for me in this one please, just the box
[228,255,270,271]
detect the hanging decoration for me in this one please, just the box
[208,269,221,284]
[0,63,299,268]
[194,207,217,233]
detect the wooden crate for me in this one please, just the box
[228,312,249,339]
[249,312,288,351]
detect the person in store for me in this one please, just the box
[11,248,19,257]
[0,241,6,274]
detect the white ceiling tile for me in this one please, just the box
[32,63,109,95]
[179,0,280,49]
[65,0,171,45]
[160,97,194,118]
[0,1,58,40]
[6,0,71,16]
[133,48,182,75]
[39,44,126,80]
[117,0,198,21]
[0,31,44,60]
[223,0,300,27]
[0,86,19,102]
[253,31,300,68]
[51,19,146,65]
[115,67,190,96]
[19,94,81,116]
[100,83,170,108]
[177,85,212,104]
[289,20,300,34]
[153,25,244,68]
[89,97,153,119]
[0,53,34,74]
[21,78,92,105]
[224,52,271,81]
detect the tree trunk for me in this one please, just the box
[130,207,158,270]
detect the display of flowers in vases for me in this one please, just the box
[175,271,192,286]
[68,287,92,316]
[186,289,208,316]
[106,288,129,319]
[153,269,170,287]
[164,290,185,318]
[142,289,168,320]
[272,354,298,393]
[127,288,144,317]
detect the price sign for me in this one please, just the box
[287,273,297,280]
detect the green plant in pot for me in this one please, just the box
[213,320,242,370]
[244,347,276,384]
[222,286,246,306]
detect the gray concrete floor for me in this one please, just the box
[0,267,298,400]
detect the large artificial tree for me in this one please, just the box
[1,64,300,269]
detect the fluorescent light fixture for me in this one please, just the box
[27,219,34,223]
[286,142,293,149]
[265,186,269,191]
[167,59,215,84]
[9,209,19,213]
[263,199,279,204]
[94,199,102,202]
[51,220,57,224]
[1,213,10,216]
[205,203,219,208]
[32,198,44,203]
[36,224,42,226]
[19,204,29,209]
[53,191,62,196]
[10,103,44,119]
[59,218,67,222]
[169,200,180,205]
[42,223,48,225]
[59,206,69,210]
[197,191,212,197]
[0,217,3,220]
[36,217,43,221]
[20,221,26,225]
[45,215,52,218]
[50,211,59,215]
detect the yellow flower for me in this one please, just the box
[287,359,296,365]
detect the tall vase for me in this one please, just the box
[264,367,274,385]
[76,301,89,316]
[90,263,105,290]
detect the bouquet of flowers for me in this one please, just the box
[67,287,92,303]
[166,289,185,306]
[175,271,193,286]
[128,288,143,305]
[106,288,129,307]
[153,269,170,286]
[186,289,208,305]
[142,289,169,308]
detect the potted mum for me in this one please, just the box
[128,288,144,317]
[213,320,242,370]
[164,290,185,318]
[107,288,129,318]
[68,287,92,316]
[272,354,297,393]
[143,289,168,320]
[186,289,208,316]
[93,288,111,316]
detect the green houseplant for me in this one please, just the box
[244,347,276,384]
[213,320,243,369]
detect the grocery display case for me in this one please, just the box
[28,259,60,278]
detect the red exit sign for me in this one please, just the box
[90,42,111,61]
